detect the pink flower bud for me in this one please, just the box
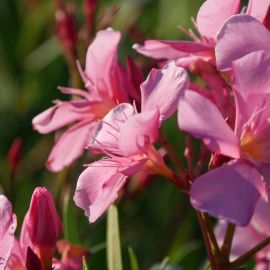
[26,187,63,267]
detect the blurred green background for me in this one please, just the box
[0,0,216,269]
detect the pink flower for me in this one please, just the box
[134,1,270,119]
[134,0,270,69]
[32,28,138,172]
[178,50,270,226]
[215,199,270,269]
[74,62,189,223]
[0,195,17,270]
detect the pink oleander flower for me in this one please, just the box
[134,0,270,69]
[216,14,270,71]
[74,61,189,223]
[0,195,17,270]
[216,199,270,269]
[178,50,270,226]
[32,28,142,172]
[134,1,269,120]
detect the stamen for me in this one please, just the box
[76,60,94,89]
[58,86,92,100]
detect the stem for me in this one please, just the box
[202,213,222,258]
[230,235,270,269]
[221,223,235,260]
[196,211,217,270]
[159,130,186,175]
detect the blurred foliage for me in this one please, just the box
[0,0,255,270]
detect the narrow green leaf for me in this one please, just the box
[82,256,89,270]
[107,205,123,270]
[128,247,139,270]
[63,191,80,244]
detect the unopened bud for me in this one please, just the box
[27,187,63,269]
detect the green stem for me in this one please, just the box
[159,130,186,175]
[230,235,270,269]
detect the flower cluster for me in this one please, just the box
[3,0,270,269]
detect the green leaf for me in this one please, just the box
[107,205,123,270]
[128,246,139,270]
[63,191,80,244]
[82,257,89,270]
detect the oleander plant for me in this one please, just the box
[1,0,270,269]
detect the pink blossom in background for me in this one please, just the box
[32,28,141,172]
[215,199,270,269]
[134,0,270,118]
[134,0,270,69]
[74,61,189,223]
[0,196,17,270]
[178,50,270,226]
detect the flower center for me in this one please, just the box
[240,130,270,163]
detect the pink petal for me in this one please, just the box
[141,62,189,120]
[216,15,270,71]
[119,109,160,157]
[73,160,127,223]
[178,90,239,158]
[46,120,95,172]
[32,100,91,134]
[0,196,17,270]
[190,160,262,226]
[232,51,270,135]
[133,40,213,60]
[85,29,120,84]
[251,199,270,236]
[246,0,270,23]
[232,50,270,96]
[85,28,127,101]
[196,0,240,40]
[6,239,25,270]
[88,103,135,155]
[20,213,36,258]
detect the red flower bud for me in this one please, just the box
[55,2,77,57]
[7,138,22,174]
[26,187,63,268]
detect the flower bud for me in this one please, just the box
[7,138,22,175]
[26,187,63,269]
